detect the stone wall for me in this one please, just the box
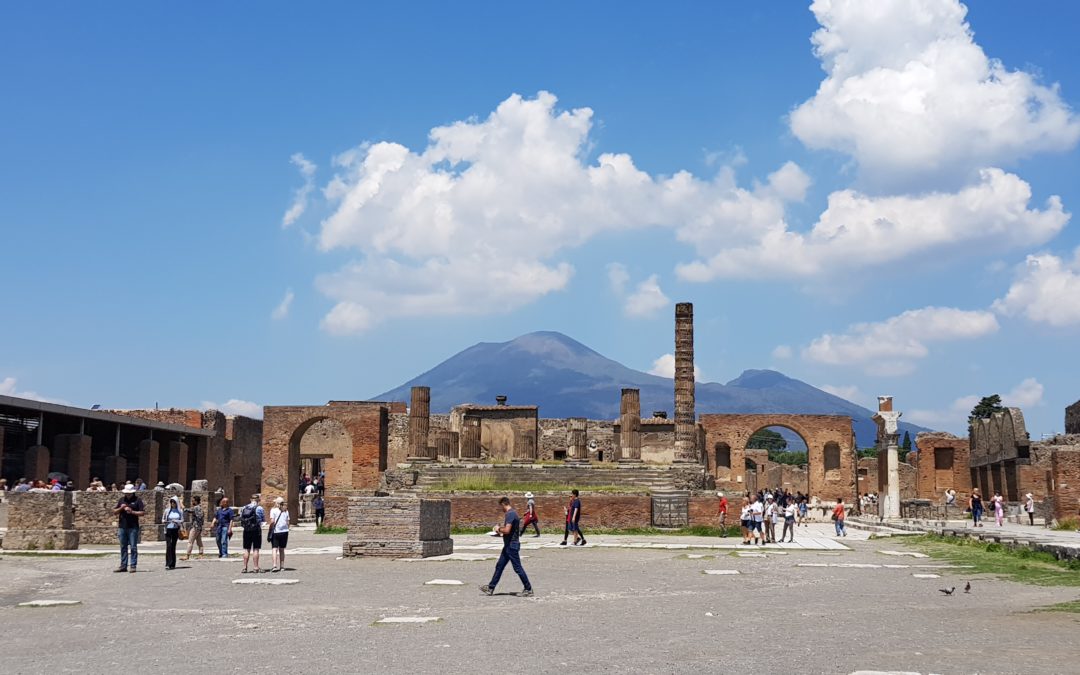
[436,492,721,529]
[342,496,452,557]
[1066,401,1080,435]
[914,432,972,501]
[855,457,915,500]
[1050,444,1080,523]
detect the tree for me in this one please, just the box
[747,429,787,452]
[968,395,1005,426]
[901,431,911,451]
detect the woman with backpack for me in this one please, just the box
[268,497,290,573]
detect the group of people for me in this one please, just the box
[966,487,1023,527]
[723,489,847,544]
[5,476,174,493]
[112,483,291,574]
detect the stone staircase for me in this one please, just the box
[407,463,695,492]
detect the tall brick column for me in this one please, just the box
[105,456,128,487]
[674,302,697,463]
[25,445,50,481]
[138,439,160,487]
[167,440,189,487]
[459,418,481,459]
[55,434,92,489]
[619,388,642,462]
[512,428,537,463]
[433,430,458,462]
[407,386,432,462]
[567,417,588,463]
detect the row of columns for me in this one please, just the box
[14,435,188,490]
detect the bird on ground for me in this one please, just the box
[964,582,971,593]
[939,587,956,596]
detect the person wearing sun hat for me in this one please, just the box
[112,483,146,573]
[521,492,540,537]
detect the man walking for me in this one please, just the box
[313,493,325,528]
[748,494,765,545]
[112,483,145,573]
[480,497,533,597]
[239,494,265,573]
[717,492,728,528]
[568,489,586,546]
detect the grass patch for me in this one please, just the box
[450,524,741,537]
[314,524,348,535]
[1052,518,1078,531]
[1035,599,1080,613]
[905,534,1080,586]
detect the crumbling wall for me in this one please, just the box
[342,496,452,558]
[1066,401,1080,435]
[914,432,972,501]
[1050,443,1080,523]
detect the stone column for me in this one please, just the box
[167,441,189,487]
[56,434,92,489]
[25,445,50,481]
[619,388,642,462]
[459,418,481,460]
[138,439,160,487]
[873,396,902,520]
[567,417,588,463]
[407,386,432,462]
[674,302,698,463]
[433,430,458,462]
[104,456,127,487]
[512,428,537,463]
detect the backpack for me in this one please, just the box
[240,504,260,530]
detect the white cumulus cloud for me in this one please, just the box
[791,0,1080,185]
[802,306,999,375]
[282,153,316,228]
[771,345,793,360]
[992,248,1080,326]
[819,384,862,403]
[0,376,69,404]
[271,288,294,320]
[623,274,670,319]
[200,399,263,419]
[607,263,630,296]
[647,354,701,381]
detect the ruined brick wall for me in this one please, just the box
[228,417,263,502]
[107,409,204,429]
[764,463,809,494]
[899,461,916,500]
[914,432,971,501]
[387,413,409,466]
[1050,445,1080,523]
[342,496,452,557]
[437,493,721,529]
[857,457,878,496]
[701,414,855,501]
[538,418,569,461]
[1066,401,1080,435]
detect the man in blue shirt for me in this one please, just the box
[480,497,533,597]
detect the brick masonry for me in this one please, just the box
[1066,401,1080,435]
[914,432,972,501]
[1050,444,1080,523]
[342,496,453,558]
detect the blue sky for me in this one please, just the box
[2,1,1078,437]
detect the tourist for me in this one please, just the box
[568,489,586,546]
[154,481,166,492]
[748,494,764,545]
[313,493,325,528]
[0,478,7,492]
[317,472,326,496]
[162,495,184,570]
[522,491,540,537]
[13,478,30,493]
[832,497,846,537]
[210,497,235,557]
[739,496,751,545]
[479,496,533,597]
[782,499,797,543]
[1024,493,1035,526]
[268,497,290,573]
[112,483,145,573]
[717,492,728,528]
[183,495,205,560]
[239,494,266,574]
[108,483,118,492]
[50,479,63,492]
[134,478,146,491]
[764,496,778,544]
[993,491,1005,526]
[560,492,573,546]
[969,488,984,527]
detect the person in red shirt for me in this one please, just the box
[717,492,728,528]
[832,497,846,537]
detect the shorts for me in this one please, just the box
[270,531,289,549]
[566,522,578,532]
[748,520,763,532]
[740,519,749,528]
[242,529,261,550]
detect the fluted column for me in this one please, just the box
[567,417,588,463]
[407,386,432,462]
[459,418,481,460]
[620,388,642,462]
[674,302,698,463]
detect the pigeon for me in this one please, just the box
[939,587,956,596]
[964,582,971,594]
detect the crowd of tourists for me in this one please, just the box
[111,483,291,574]
[724,488,847,544]
[5,476,176,493]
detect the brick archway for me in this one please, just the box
[700,414,855,500]
[262,403,389,516]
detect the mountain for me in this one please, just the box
[372,331,928,448]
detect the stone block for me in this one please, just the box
[343,496,452,558]
[7,492,73,530]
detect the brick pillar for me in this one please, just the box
[56,434,92,489]
[567,417,588,463]
[674,302,697,463]
[619,388,642,462]
[512,428,537,463]
[25,445,50,481]
[407,386,432,462]
[459,418,481,459]
[193,436,209,484]
[138,439,160,487]
[167,441,189,487]
[104,456,128,487]
[431,430,458,462]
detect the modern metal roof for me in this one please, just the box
[0,394,214,437]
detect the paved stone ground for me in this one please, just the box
[2,524,1079,674]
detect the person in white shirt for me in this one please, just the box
[268,497,291,573]
[739,497,751,545]
[748,495,765,546]
[782,502,797,543]
[764,497,778,544]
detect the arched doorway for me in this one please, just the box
[746,425,810,497]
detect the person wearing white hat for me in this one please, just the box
[716,492,728,529]
[112,483,146,573]
[521,492,540,537]
[1024,493,1035,526]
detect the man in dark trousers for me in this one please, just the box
[569,489,587,546]
[112,483,146,573]
[480,497,533,597]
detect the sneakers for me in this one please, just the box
[520,589,534,597]
[479,585,494,596]
[559,541,567,546]
[114,567,127,573]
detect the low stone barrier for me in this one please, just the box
[342,497,452,558]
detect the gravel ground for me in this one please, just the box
[2,526,1078,674]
